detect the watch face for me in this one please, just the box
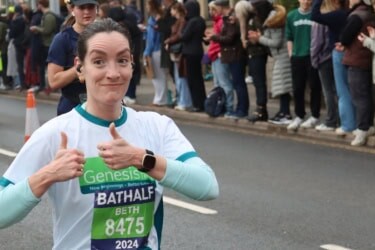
[143,154,156,170]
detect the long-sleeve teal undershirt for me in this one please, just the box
[0,156,218,229]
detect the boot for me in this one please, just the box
[247,106,268,123]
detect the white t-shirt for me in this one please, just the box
[3,105,196,250]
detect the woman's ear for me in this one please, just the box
[74,57,85,83]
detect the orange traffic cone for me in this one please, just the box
[24,89,40,142]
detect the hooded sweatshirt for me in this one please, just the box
[180,0,206,56]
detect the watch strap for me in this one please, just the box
[139,149,155,172]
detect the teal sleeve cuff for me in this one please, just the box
[159,157,219,201]
[0,178,41,229]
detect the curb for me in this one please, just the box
[132,103,375,154]
[2,89,374,154]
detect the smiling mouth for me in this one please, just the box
[104,83,123,87]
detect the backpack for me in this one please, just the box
[204,86,226,117]
[46,12,65,34]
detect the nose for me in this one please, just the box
[106,63,120,80]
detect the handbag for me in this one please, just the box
[143,56,154,79]
[169,42,182,54]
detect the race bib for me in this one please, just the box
[79,157,156,250]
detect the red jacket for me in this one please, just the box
[207,15,223,62]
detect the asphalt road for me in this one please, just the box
[0,96,374,250]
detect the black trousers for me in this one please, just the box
[290,56,322,119]
[185,54,206,110]
[347,67,374,130]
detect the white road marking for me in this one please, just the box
[0,148,17,157]
[0,147,217,215]
[163,196,218,215]
[320,244,354,250]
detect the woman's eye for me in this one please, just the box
[118,58,130,66]
[93,59,105,66]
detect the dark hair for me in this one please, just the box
[253,0,273,24]
[171,2,187,16]
[77,18,132,61]
[147,0,163,16]
[99,3,110,18]
[38,0,49,8]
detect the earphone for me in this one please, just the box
[76,64,82,73]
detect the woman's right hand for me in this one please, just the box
[46,132,86,182]
[29,132,85,198]
[367,26,375,39]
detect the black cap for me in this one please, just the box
[71,0,98,6]
[214,0,229,6]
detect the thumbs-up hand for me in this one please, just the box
[44,132,86,182]
[98,123,142,170]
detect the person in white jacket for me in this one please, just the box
[358,25,375,84]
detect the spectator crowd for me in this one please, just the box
[0,0,374,147]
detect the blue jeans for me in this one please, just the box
[212,58,234,113]
[229,59,249,116]
[332,50,356,131]
[174,62,192,108]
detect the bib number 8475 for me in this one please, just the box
[105,217,145,236]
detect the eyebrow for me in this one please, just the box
[89,48,131,56]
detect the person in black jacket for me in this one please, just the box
[9,5,28,90]
[108,6,142,104]
[180,0,206,112]
[156,0,176,72]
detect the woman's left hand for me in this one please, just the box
[97,123,143,170]
[248,29,261,43]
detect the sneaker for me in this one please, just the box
[204,73,213,81]
[0,84,10,90]
[353,126,375,136]
[268,112,292,125]
[224,111,236,119]
[174,105,187,111]
[315,123,335,132]
[335,127,349,136]
[245,76,253,84]
[287,117,303,130]
[228,111,248,120]
[367,126,375,136]
[247,106,268,123]
[351,129,368,146]
[300,116,319,129]
[123,96,136,105]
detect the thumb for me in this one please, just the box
[109,122,121,139]
[60,132,68,149]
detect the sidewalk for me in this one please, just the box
[1,75,375,154]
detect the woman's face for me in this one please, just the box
[72,4,97,27]
[98,8,105,18]
[349,0,360,7]
[170,8,176,17]
[82,31,133,106]
[209,7,218,17]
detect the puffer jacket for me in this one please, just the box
[258,4,292,97]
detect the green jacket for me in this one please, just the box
[34,11,56,47]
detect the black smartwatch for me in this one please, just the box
[139,149,156,172]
